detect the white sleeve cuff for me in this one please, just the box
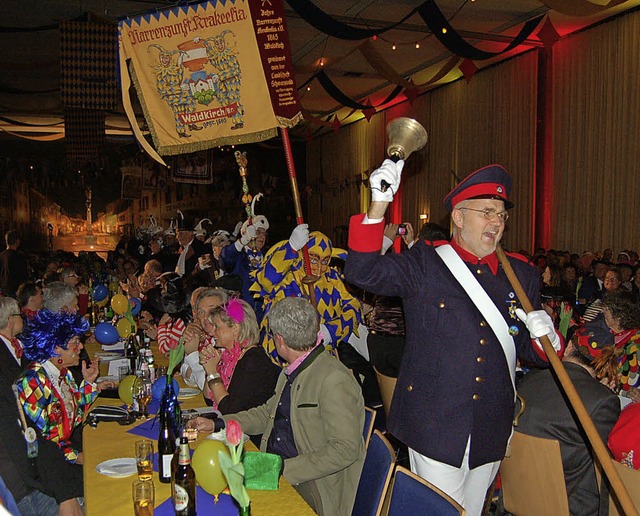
[234,239,243,252]
[380,236,394,255]
[363,214,384,225]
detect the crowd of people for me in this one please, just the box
[0,166,638,514]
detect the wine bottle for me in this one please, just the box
[172,434,196,516]
[158,382,176,484]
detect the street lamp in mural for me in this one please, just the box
[86,187,93,236]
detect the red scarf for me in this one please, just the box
[209,340,247,409]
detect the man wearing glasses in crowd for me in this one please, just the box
[345,160,563,515]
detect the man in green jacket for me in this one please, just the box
[197,296,366,515]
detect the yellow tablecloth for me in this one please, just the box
[83,340,313,515]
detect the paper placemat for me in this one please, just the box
[155,487,238,515]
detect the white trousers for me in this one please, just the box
[409,436,500,516]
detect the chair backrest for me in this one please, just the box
[373,367,397,418]
[363,406,376,448]
[351,430,396,516]
[608,460,640,515]
[387,465,465,516]
[500,431,569,516]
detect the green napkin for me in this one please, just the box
[243,451,282,490]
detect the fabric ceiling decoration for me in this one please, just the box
[539,0,628,17]
[417,1,545,60]
[315,70,403,110]
[0,127,63,142]
[358,40,413,88]
[284,0,420,41]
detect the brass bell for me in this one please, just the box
[386,117,428,161]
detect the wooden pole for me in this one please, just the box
[280,127,317,307]
[496,245,638,516]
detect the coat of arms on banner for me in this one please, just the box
[119,0,302,163]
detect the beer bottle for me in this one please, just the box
[125,335,138,372]
[172,434,196,515]
[158,383,176,484]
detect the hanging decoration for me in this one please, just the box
[284,0,421,41]
[416,1,544,61]
[315,70,403,110]
[459,59,478,83]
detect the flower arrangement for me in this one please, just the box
[218,419,250,515]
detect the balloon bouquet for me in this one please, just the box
[91,284,145,405]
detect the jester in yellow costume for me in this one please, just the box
[149,45,197,137]
[251,225,364,361]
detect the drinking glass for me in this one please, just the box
[135,440,154,481]
[181,410,199,442]
[118,365,131,382]
[132,479,154,516]
[136,379,153,419]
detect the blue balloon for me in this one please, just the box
[93,284,108,302]
[94,322,119,345]
[152,376,180,402]
[129,297,142,316]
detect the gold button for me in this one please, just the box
[407,385,413,392]
[480,338,486,345]
[476,269,482,274]
[475,376,484,383]
[480,321,486,327]
[438,301,445,308]
[473,394,480,400]
[477,357,484,363]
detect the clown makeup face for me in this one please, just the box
[54,335,83,368]
[309,253,330,277]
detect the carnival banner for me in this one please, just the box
[118,0,302,164]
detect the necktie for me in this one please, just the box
[9,338,22,359]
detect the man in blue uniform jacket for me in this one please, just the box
[345,159,564,515]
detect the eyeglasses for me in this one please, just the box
[458,207,509,223]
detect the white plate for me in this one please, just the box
[95,458,137,478]
[206,430,250,444]
[177,388,201,400]
[94,352,123,362]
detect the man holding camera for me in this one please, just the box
[345,159,563,515]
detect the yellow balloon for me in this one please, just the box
[108,281,119,292]
[118,375,139,405]
[111,294,129,315]
[192,440,229,497]
[116,317,136,338]
[95,297,109,308]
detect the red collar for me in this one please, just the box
[449,239,499,275]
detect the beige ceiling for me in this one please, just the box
[1,0,639,138]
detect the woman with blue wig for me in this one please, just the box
[16,309,99,464]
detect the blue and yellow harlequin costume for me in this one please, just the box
[251,231,364,362]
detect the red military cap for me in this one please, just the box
[443,164,513,212]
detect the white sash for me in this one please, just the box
[436,245,516,395]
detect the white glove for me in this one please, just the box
[240,224,257,246]
[515,308,561,351]
[370,159,405,202]
[289,224,309,251]
[319,324,332,344]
